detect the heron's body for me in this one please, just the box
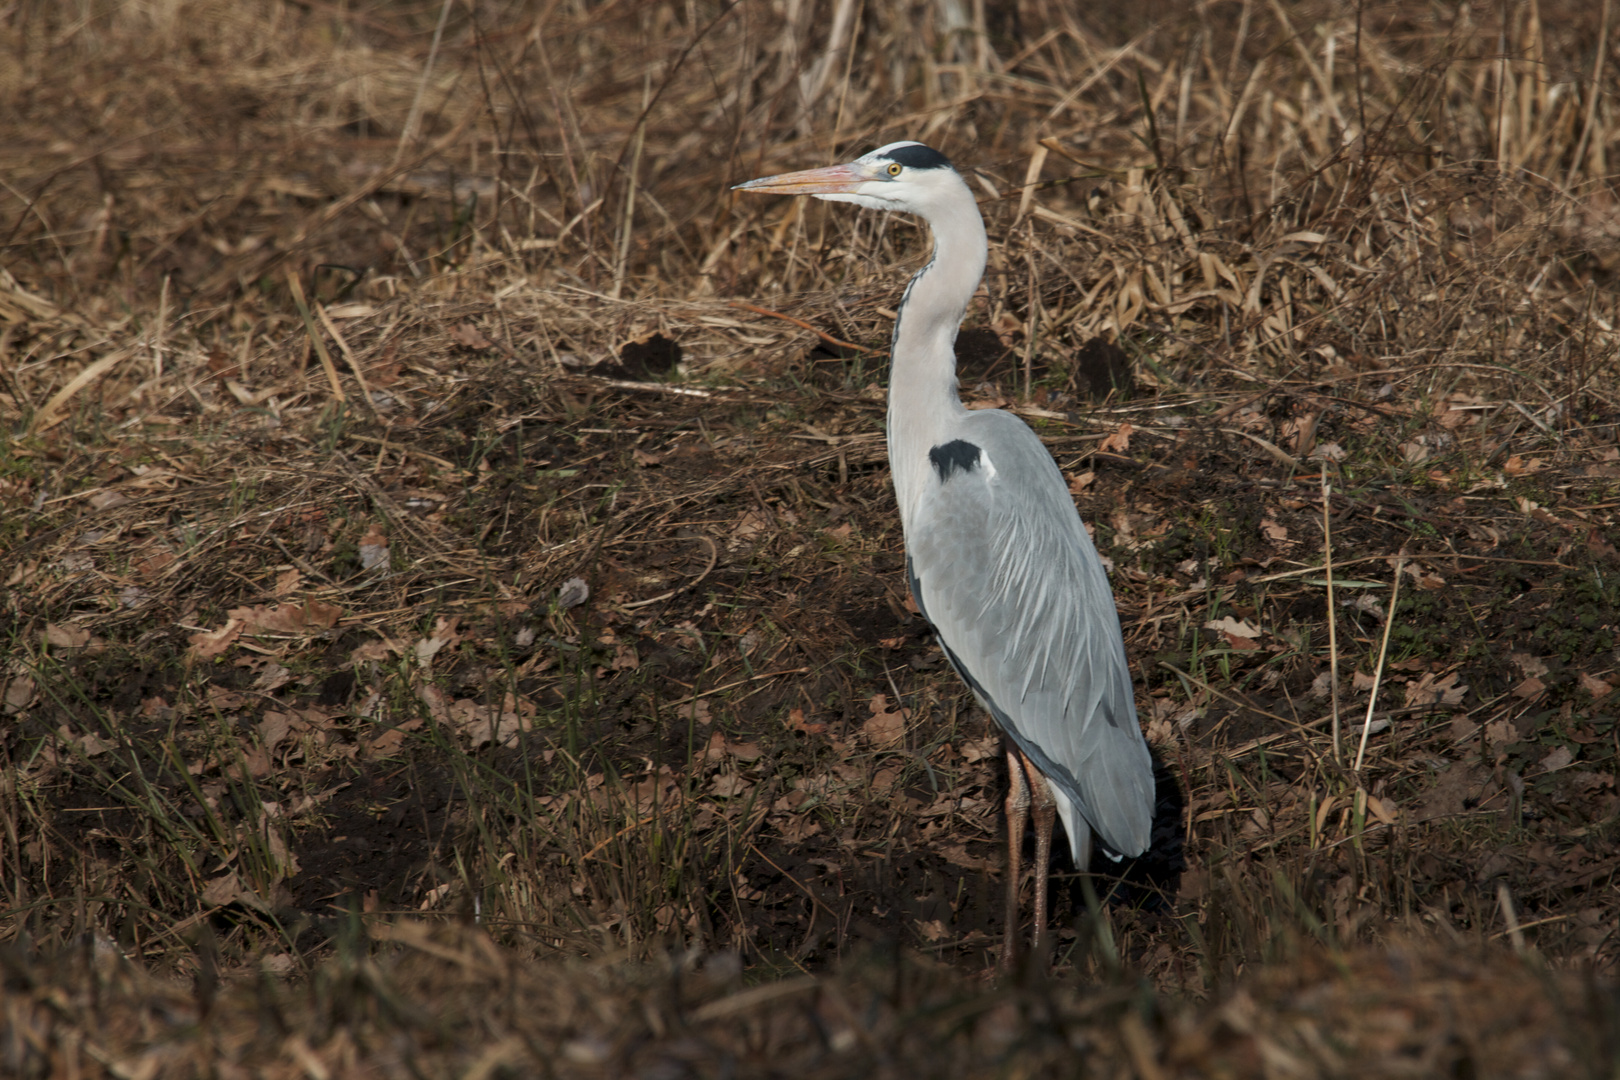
[736,142,1153,963]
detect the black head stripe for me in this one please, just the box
[928,439,981,481]
[886,143,954,171]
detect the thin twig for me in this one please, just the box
[286,270,344,403]
[727,301,883,355]
[622,536,719,610]
[1323,474,1341,764]
[1354,551,1406,772]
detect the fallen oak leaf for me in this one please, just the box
[709,774,753,797]
[1405,671,1468,708]
[45,623,91,649]
[861,693,908,747]
[1099,422,1133,453]
[1512,676,1547,701]
[1364,795,1399,825]
[1539,746,1575,773]
[188,619,244,659]
[358,526,389,571]
[227,601,342,635]
[1203,615,1261,638]
[449,321,495,350]
[786,707,827,734]
[1578,671,1614,700]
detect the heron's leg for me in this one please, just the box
[1000,747,1032,971]
[1021,752,1057,958]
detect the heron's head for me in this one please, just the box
[733,141,969,218]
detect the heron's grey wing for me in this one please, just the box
[906,410,1153,857]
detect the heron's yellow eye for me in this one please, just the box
[886,162,902,177]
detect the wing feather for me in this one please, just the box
[906,410,1153,857]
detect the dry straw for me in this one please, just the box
[1,0,1617,1017]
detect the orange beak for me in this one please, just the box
[732,162,870,196]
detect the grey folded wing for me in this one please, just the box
[905,411,1153,857]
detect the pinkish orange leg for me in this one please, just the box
[1022,752,1057,961]
[1000,747,1031,972]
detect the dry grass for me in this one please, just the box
[2,0,1619,1074]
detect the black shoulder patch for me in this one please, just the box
[886,143,954,171]
[928,439,981,482]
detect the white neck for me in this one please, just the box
[885,189,988,528]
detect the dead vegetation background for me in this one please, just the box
[2,0,1619,1075]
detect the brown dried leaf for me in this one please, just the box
[455,697,534,750]
[45,623,91,649]
[1204,616,1260,638]
[960,736,998,763]
[1539,746,1575,773]
[1403,563,1446,590]
[3,675,37,713]
[1502,455,1547,476]
[938,843,997,871]
[1578,671,1614,700]
[1586,528,1618,559]
[417,684,453,723]
[1398,440,1430,464]
[260,711,300,753]
[449,321,495,350]
[414,616,464,664]
[1364,795,1399,825]
[202,873,242,907]
[1310,670,1341,699]
[777,816,821,842]
[1311,441,1347,462]
[228,601,342,635]
[724,738,764,761]
[1404,671,1467,708]
[731,510,770,543]
[678,700,713,726]
[189,619,244,659]
[709,773,753,797]
[1511,653,1550,678]
[351,638,399,663]
[1512,676,1546,701]
[136,551,177,578]
[1099,422,1133,453]
[786,707,827,735]
[861,693,908,748]
[358,525,389,571]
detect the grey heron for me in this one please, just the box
[734,142,1153,967]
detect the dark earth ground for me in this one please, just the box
[11,331,1620,980]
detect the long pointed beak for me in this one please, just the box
[732,162,868,196]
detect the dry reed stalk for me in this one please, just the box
[1353,551,1407,774]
